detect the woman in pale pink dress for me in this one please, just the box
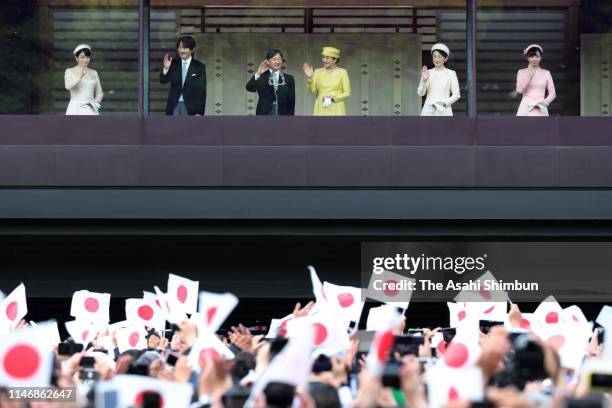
[516,44,556,116]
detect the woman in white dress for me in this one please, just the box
[417,43,460,116]
[65,44,103,115]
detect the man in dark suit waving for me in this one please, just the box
[246,49,295,116]
[160,36,206,116]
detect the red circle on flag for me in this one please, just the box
[545,311,559,324]
[135,390,164,407]
[199,347,220,366]
[458,310,466,321]
[128,332,140,348]
[84,297,99,313]
[337,293,354,308]
[436,341,447,354]
[479,288,492,300]
[177,285,188,304]
[5,301,18,321]
[545,335,565,351]
[376,330,395,362]
[483,305,495,315]
[443,342,469,368]
[520,318,531,329]
[3,343,40,379]
[277,318,292,337]
[448,386,460,401]
[312,323,328,346]
[383,280,399,297]
[206,307,218,325]
[138,305,154,321]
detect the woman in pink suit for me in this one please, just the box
[516,44,556,116]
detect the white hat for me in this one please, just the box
[73,44,91,56]
[431,43,450,58]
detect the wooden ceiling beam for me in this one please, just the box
[37,0,580,8]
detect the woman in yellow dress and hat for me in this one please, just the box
[303,47,351,116]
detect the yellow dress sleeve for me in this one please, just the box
[307,69,318,94]
[332,69,351,102]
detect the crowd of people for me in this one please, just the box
[0,268,609,408]
[64,36,555,118]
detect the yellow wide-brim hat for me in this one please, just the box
[321,47,341,59]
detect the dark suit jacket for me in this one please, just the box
[160,57,207,115]
[245,71,295,115]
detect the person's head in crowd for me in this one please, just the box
[147,329,161,349]
[308,382,341,408]
[230,351,256,384]
[321,47,340,69]
[524,44,543,68]
[222,384,251,408]
[73,44,91,68]
[176,35,196,61]
[171,331,188,353]
[265,49,285,72]
[127,350,159,376]
[263,382,295,408]
[430,43,450,69]
[311,354,333,375]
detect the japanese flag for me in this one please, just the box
[596,305,612,328]
[538,324,588,370]
[366,305,401,377]
[505,312,536,331]
[366,304,402,332]
[109,320,131,333]
[441,318,481,369]
[322,281,364,324]
[365,270,413,310]
[454,271,509,303]
[308,266,326,303]
[70,290,110,323]
[596,305,612,360]
[266,313,293,338]
[245,325,314,408]
[65,320,106,345]
[167,274,199,315]
[30,320,61,349]
[286,305,350,355]
[427,363,484,408]
[125,298,165,332]
[97,374,192,408]
[466,301,507,324]
[0,323,55,387]
[154,285,186,324]
[562,305,593,340]
[447,302,469,328]
[116,324,148,353]
[534,296,564,327]
[187,331,235,370]
[197,291,239,333]
[0,283,27,329]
